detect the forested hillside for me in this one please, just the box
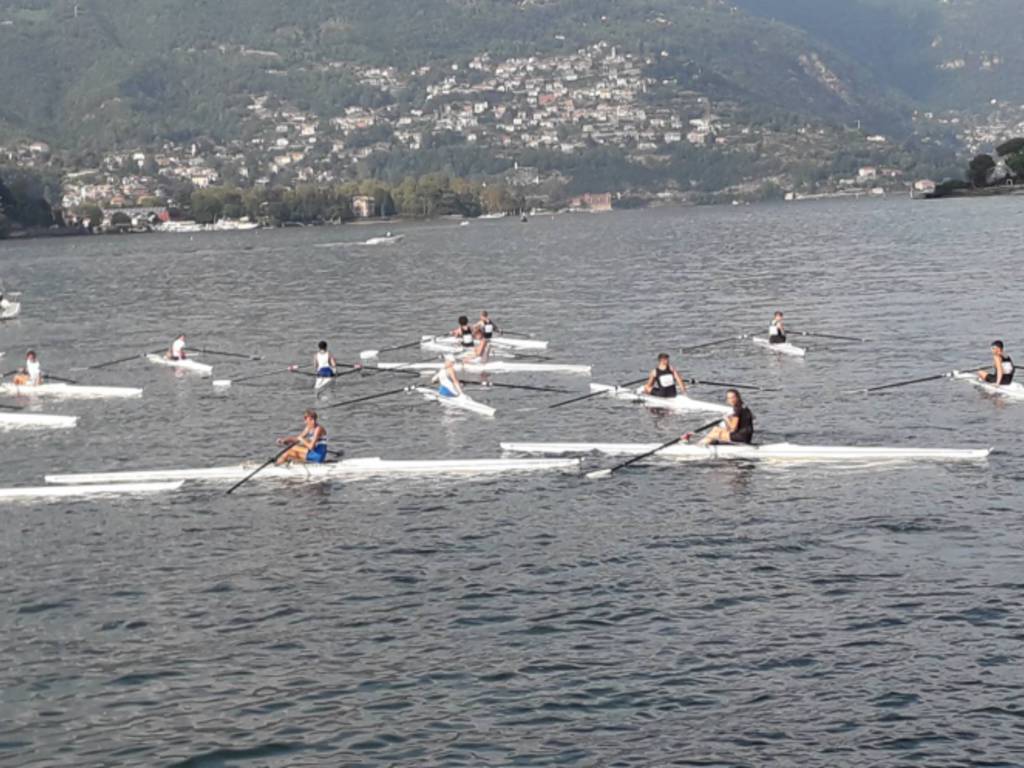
[0,0,924,149]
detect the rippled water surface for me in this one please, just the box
[2,199,1023,766]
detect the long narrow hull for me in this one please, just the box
[0,412,78,429]
[377,361,590,375]
[146,354,213,376]
[421,334,549,352]
[420,340,518,359]
[413,387,496,417]
[589,383,732,414]
[45,456,581,485]
[0,481,183,502]
[752,337,806,357]
[0,382,143,399]
[314,376,335,392]
[953,372,1024,400]
[501,441,992,463]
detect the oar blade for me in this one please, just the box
[585,469,613,480]
[360,350,379,360]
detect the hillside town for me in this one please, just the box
[2,41,1013,231]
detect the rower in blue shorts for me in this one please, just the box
[433,354,464,399]
[276,409,328,464]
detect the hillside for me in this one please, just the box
[0,0,917,151]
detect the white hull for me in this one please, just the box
[0,301,21,320]
[413,387,495,417]
[146,354,213,376]
[0,412,78,429]
[953,372,1024,400]
[753,337,806,357]
[501,441,992,463]
[0,382,142,399]
[419,340,518,359]
[589,383,732,414]
[377,361,590,376]
[45,456,581,485]
[364,235,404,245]
[0,481,183,502]
[314,375,335,392]
[421,334,549,352]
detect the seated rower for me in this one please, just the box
[768,311,786,344]
[314,340,337,379]
[462,327,492,363]
[473,311,499,341]
[451,315,475,349]
[977,340,1015,386]
[696,390,754,446]
[165,334,188,360]
[276,409,328,464]
[643,353,686,398]
[12,350,43,386]
[433,354,464,398]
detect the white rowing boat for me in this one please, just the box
[0,481,183,502]
[501,441,992,463]
[45,456,580,485]
[412,387,496,417]
[419,339,519,359]
[953,372,1024,400]
[314,375,335,393]
[0,382,142,399]
[421,334,549,352]
[752,337,806,357]
[376,361,591,376]
[0,412,78,429]
[364,234,404,245]
[0,300,20,320]
[589,383,732,415]
[146,354,213,376]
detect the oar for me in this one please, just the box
[324,386,412,409]
[359,339,424,360]
[585,417,723,480]
[680,335,748,353]
[44,373,78,385]
[463,380,571,394]
[79,347,166,371]
[686,378,781,392]
[213,365,310,388]
[349,363,422,378]
[549,377,648,409]
[853,368,979,394]
[226,444,293,495]
[185,347,263,361]
[0,403,24,411]
[790,330,868,343]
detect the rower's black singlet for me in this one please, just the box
[649,368,677,398]
[730,406,754,444]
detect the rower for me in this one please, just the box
[643,353,686,398]
[432,354,464,398]
[463,327,491,363]
[977,340,1015,386]
[276,409,328,464]
[166,334,187,360]
[768,312,786,344]
[12,350,42,386]
[695,389,754,446]
[474,311,499,340]
[314,340,337,379]
[451,316,475,348]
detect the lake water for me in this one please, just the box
[1,199,1023,766]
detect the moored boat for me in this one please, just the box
[0,382,142,399]
[589,383,732,415]
[45,456,581,485]
[501,441,992,463]
[146,354,213,376]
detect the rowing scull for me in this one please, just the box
[375,361,591,375]
[589,383,733,415]
[0,382,142,399]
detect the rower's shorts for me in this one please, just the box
[768,335,787,344]
[317,367,334,377]
[985,372,1015,385]
[438,386,457,398]
[307,443,328,463]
